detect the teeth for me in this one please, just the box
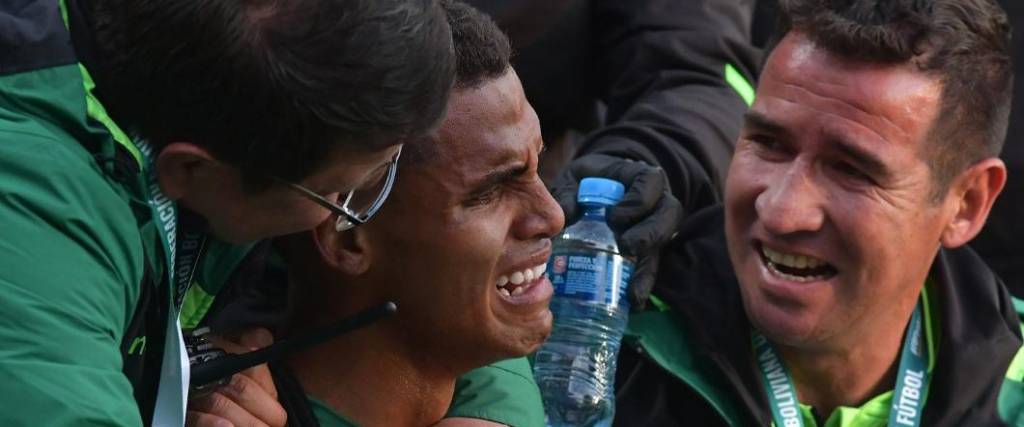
[495,263,550,295]
[765,259,829,283]
[762,246,826,270]
[533,264,546,278]
[510,272,525,285]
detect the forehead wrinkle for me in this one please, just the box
[767,33,942,151]
[776,82,907,146]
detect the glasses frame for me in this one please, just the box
[272,146,402,232]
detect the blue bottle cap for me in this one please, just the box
[578,177,626,206]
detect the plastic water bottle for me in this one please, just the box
[534,177,633,427]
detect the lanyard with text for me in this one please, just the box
[137,140,208,427]
[752,300,929,427]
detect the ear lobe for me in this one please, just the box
[155,142,219,200]
[312,217,371,276]
[940,158,1006,248]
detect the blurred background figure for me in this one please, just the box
[469,0,759,184]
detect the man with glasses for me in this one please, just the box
[0,0,452,426]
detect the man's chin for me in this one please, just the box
[450,323,552,374]
[743,296,828,347]
[490,311,553,359]
[489,284,554,344]
[522,313,554,353]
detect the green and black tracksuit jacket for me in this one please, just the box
[3,0,180,424]
[0,1,261,424]
[614,205,1024,426]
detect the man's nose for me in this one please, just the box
[754,164,825,235]
[513,179,566,241]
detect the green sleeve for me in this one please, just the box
[999,319,1024,425]
[446,358,546,427]
[0,131,145,425]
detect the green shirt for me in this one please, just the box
[787,286,938,427]
[446,358,546,426]
[310,396,360,427]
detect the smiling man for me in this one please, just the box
[612,0,1023,426]
[260,2,564,426]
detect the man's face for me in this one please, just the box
[180,144,401,244]
[725,32,954,348]
[359,69,564,367]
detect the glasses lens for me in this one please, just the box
[345,170,389,217]
[342,148,400,221]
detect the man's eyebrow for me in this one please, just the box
[746,110,890,178]
[831,136,890,178]
[469,162,528,193]
[743,111,789,136]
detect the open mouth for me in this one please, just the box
[495,263,547,297]
[758,243,837,283]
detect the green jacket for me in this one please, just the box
[0,1,269,424]
[615,205,1024,426]
[0,0,169,424]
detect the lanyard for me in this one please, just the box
[752,300,929,427]
[136,140,208,427]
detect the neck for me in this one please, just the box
[775,299,921,417]
[778,337,900,417]
[286,324,456,427]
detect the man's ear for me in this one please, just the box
[940,157,1006,248]
[155,142,220,200]
[311,217,372,276]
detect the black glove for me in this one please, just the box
[551,153,683,311]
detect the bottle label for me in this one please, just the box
[548,251,633,306]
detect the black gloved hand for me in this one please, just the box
[551,153,683,311]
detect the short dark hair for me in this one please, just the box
[772,0,1013,195]
[90,0,455,184]
[443,0,512,89]
[403,0,512,165]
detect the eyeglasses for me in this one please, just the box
[272,146,402,232]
